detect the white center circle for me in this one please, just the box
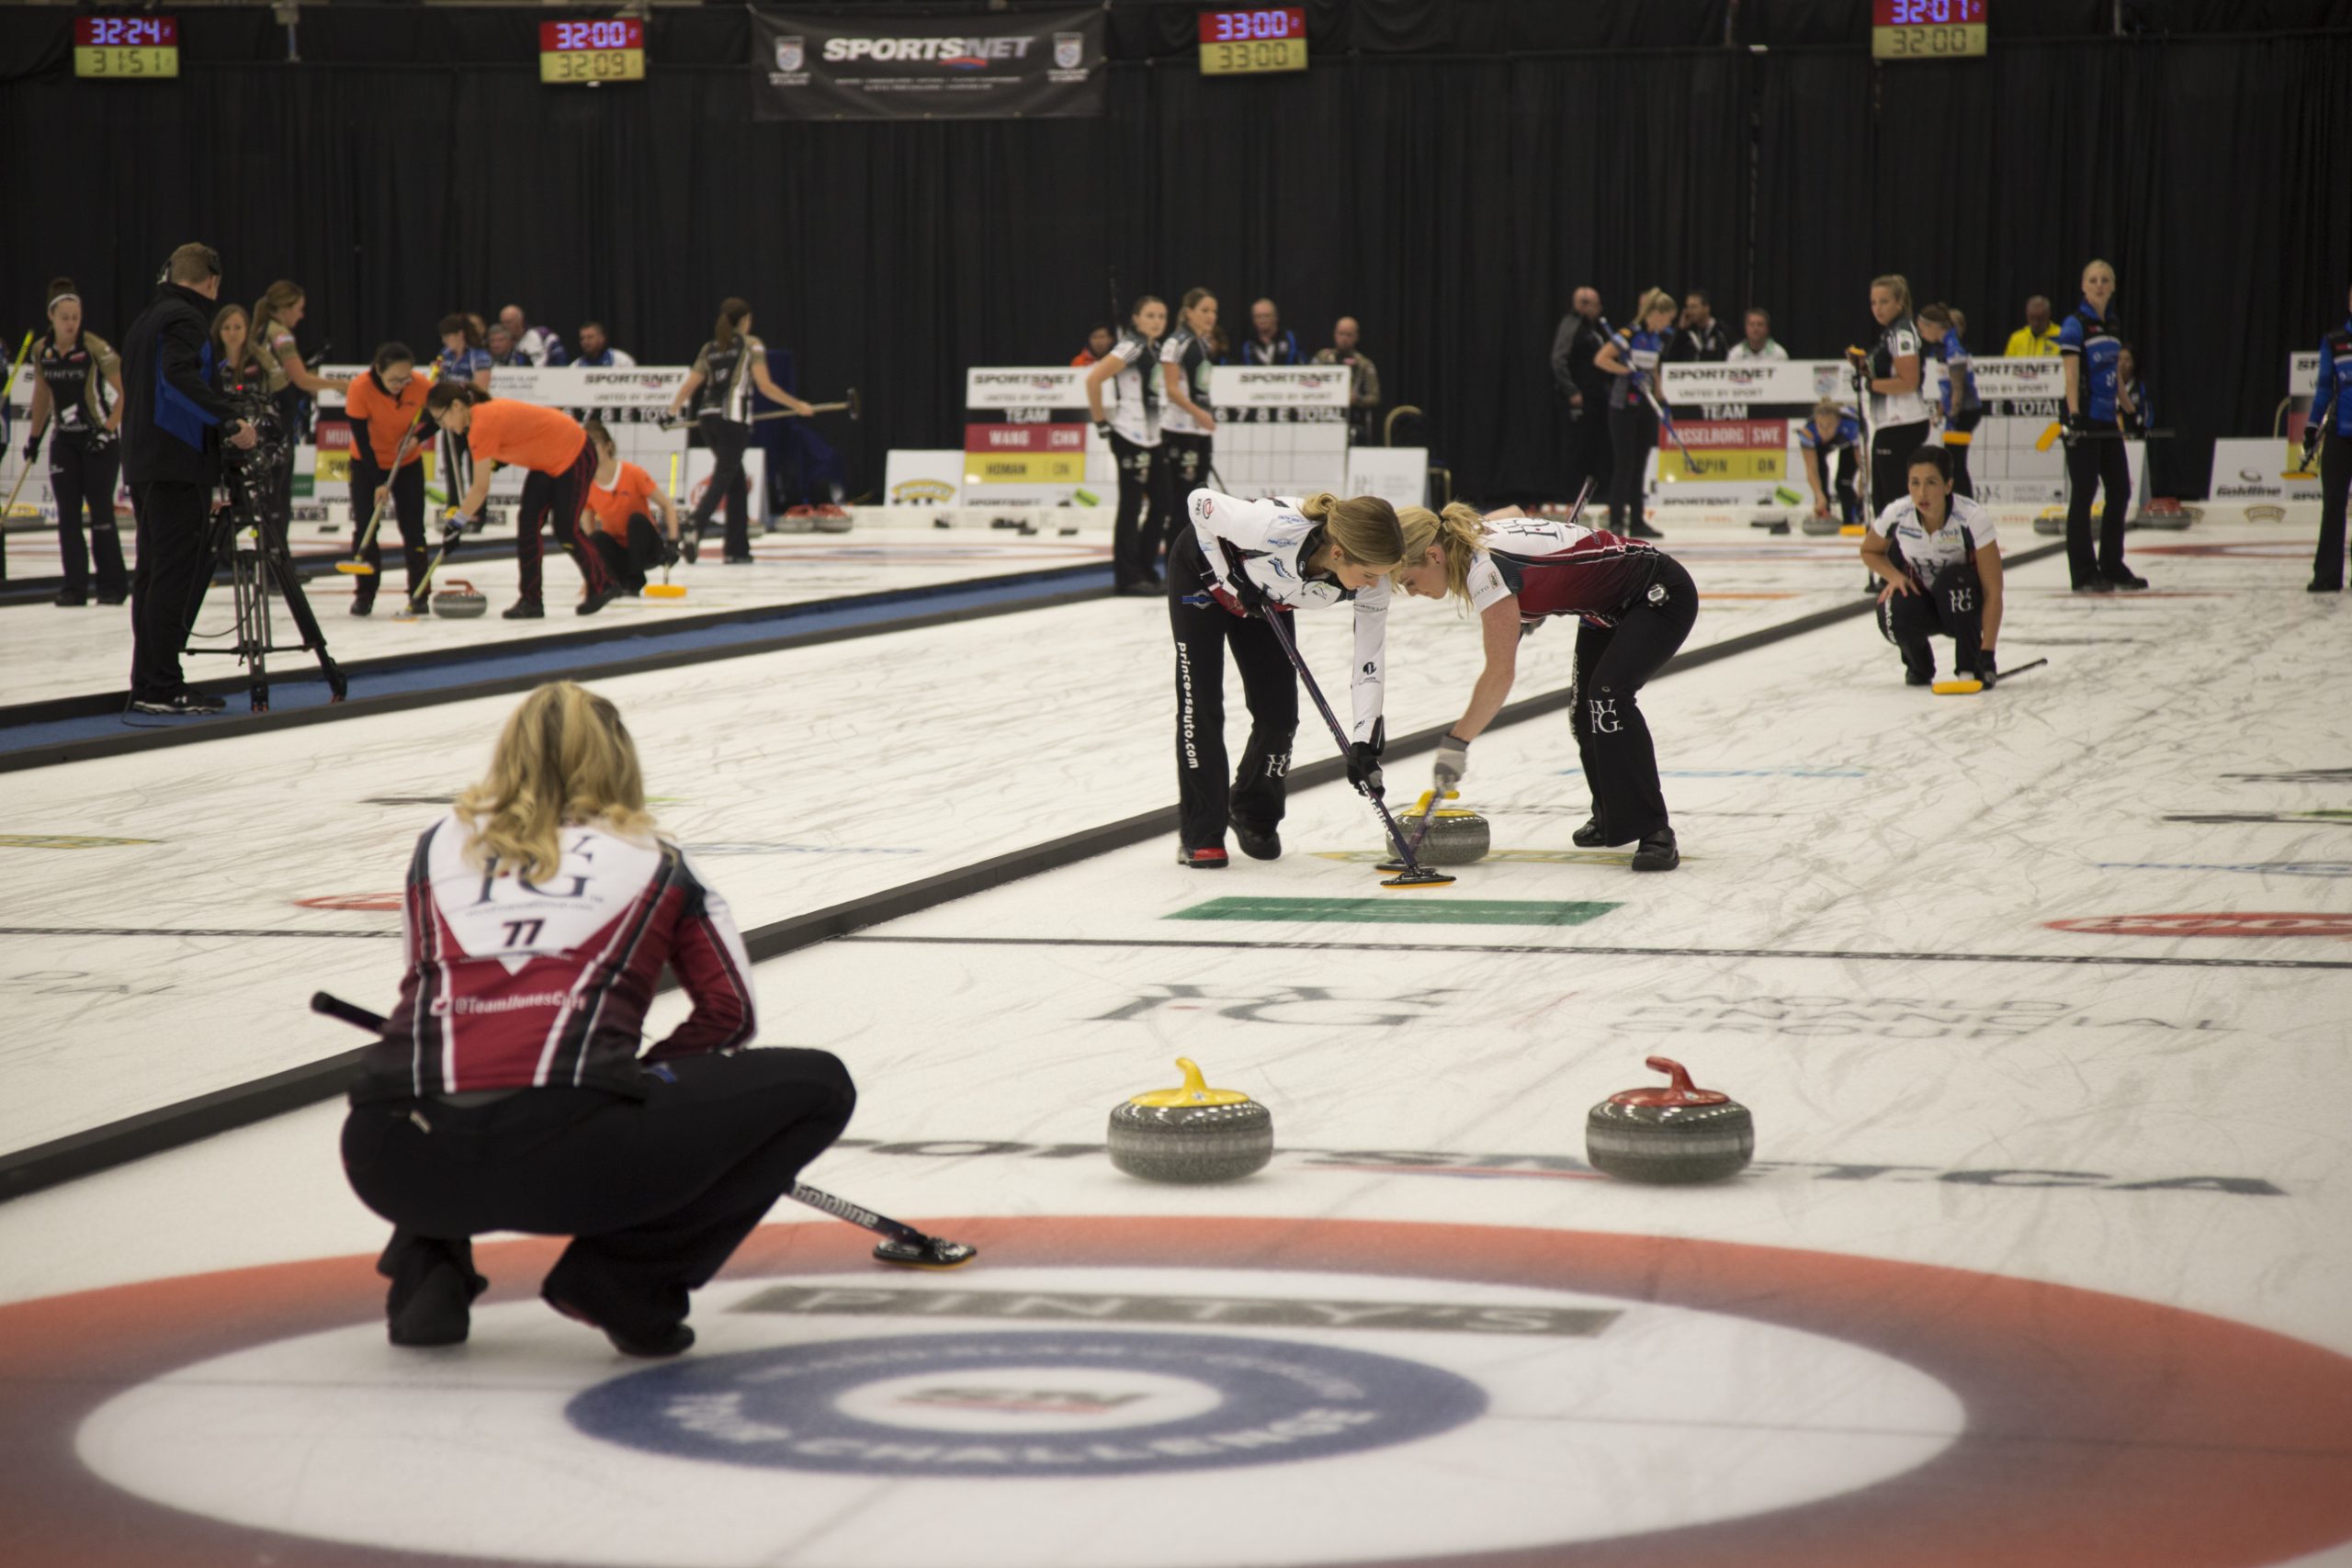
[832,1365,1224,1433]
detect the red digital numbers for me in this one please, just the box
[1199,9,1303,44]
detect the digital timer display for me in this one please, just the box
[74,14,179,77]
[1197,8,1306,75]
[538,18,645,85]
[1872,0,1988,58]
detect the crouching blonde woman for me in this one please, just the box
[1394,502,1696,871]
[341,682,854,1357]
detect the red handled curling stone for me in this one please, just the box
[1585,1056,1754,1184]
[431,577,488,619]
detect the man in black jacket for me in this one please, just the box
[120,243,256,715]
[1550,286,1611,502]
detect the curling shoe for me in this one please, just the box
[1629,829,1680,873]
[577,584,622,616]
[1230,816,1282,861]
[1178,845,1229,869]
[1905,667,1934,686]
[2103,566,2148,591]
[1572,818,1609,848]
[503,599,544,620]
[541,1287,695,1359]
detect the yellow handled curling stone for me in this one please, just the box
[1107,1058,1273,1184]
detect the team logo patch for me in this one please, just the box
[774,36,804,72]
[1053,31,1084,70]
[569,1329,1486,1476]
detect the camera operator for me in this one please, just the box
[120,244,257,716]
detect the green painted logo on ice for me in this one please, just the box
[1169,897,1622,927]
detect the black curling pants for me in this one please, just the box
[2313,432,2349,591]
[1607,403,1655,535]
[1159,433,1213,568]
[1878,562,1985,681]
[1110,430,1163,588]
[1569,555,1697,846]
[2064,434,2132,587]
[349,457,427,604]
[1169,530,1297,852]
[589,510,671,592]
[514,443,611,604]
[1870,419,1930,518]
[51,435,127,598]
[690,414,752,558]
[342,1048,856,1341]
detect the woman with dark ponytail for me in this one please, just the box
[426,382,618,619]
[1159,288,1221,555]
[664,298,813,563]
[21,277,128,605]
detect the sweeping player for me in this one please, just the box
[1170,488,1406,868]
[1086,294,1169,594]
[2304,282,2352,592]
[1393,501,1694,872]
[342,681,854,1355]
[425,384,618,618]
[21,278,128,606]
[1861,446,2002,688]
[582,418,684,593]
[342,343,433,615]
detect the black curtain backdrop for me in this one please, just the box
[3,0,2346,499]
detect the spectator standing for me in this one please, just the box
[119,243,258,715]
[1591,288,1676,540]
[435,313,494,504]
[2058,259,2144,592]
[1071,325,1114,368]
[499,305,569,367]
[1234,299,1303,367]
[2305,283,2352,592]
[1917,303,1981,499]
[1312,317,1381,446]
[1727,308,1788,362]
[1550,287,1612,502]
[573,322,636,368]
[1662,291,1731,420]
[21,278,128,606]
[2003,296,2063,359]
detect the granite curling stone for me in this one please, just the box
[1381,793,1491,869]
[432,578,489,619]
[1585,1055,1754,1184]
[1108,1058,1273,1184]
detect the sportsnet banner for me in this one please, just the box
[753,10,1103,122]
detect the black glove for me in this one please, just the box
[2303,428,2324,469]
[2063,410,2092,435]
[22,432,40,463]
[1975,649,1998,689]
[1094,419,1112,441]
[1347,741,1385,798]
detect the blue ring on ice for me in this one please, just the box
[567,1330,1487,1476]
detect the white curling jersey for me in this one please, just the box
[1100,329,1161,446]
[1462,513,1665,626]
[1870,492,1996,588]
[1869,315,1931,428]
[1185,487,1391,744]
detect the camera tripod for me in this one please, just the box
[187,468,346,713]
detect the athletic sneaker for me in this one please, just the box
[503,599,544,620]
[1630,829,1680,872]
[1178,845,1229,869]
[130,689,227,716]
[1230,818,1282,861]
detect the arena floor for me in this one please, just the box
[1,520,2347,1568]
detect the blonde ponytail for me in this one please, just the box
[1298,492,1405,571]
[1397,502,1491,604]
[455,682,658,883]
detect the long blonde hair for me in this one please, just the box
[1396,502,1490,603]
[455,682,657,881]
[1871,274,1913,313]
[1297,492,1405,571]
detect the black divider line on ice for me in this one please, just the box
[841,933,2352,973]
[0,569,1109,774]
[0,549,2067,1201]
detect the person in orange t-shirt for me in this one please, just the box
[581,418,684,593]
[342,343,434,615]
[426,383,616,618]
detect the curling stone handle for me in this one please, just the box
[1174,1057,1210,1100]
[1645,1056,1699,1095]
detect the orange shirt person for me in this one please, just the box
[425,383,616,619]
[342,343,435,614]
[580,418,685,593]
